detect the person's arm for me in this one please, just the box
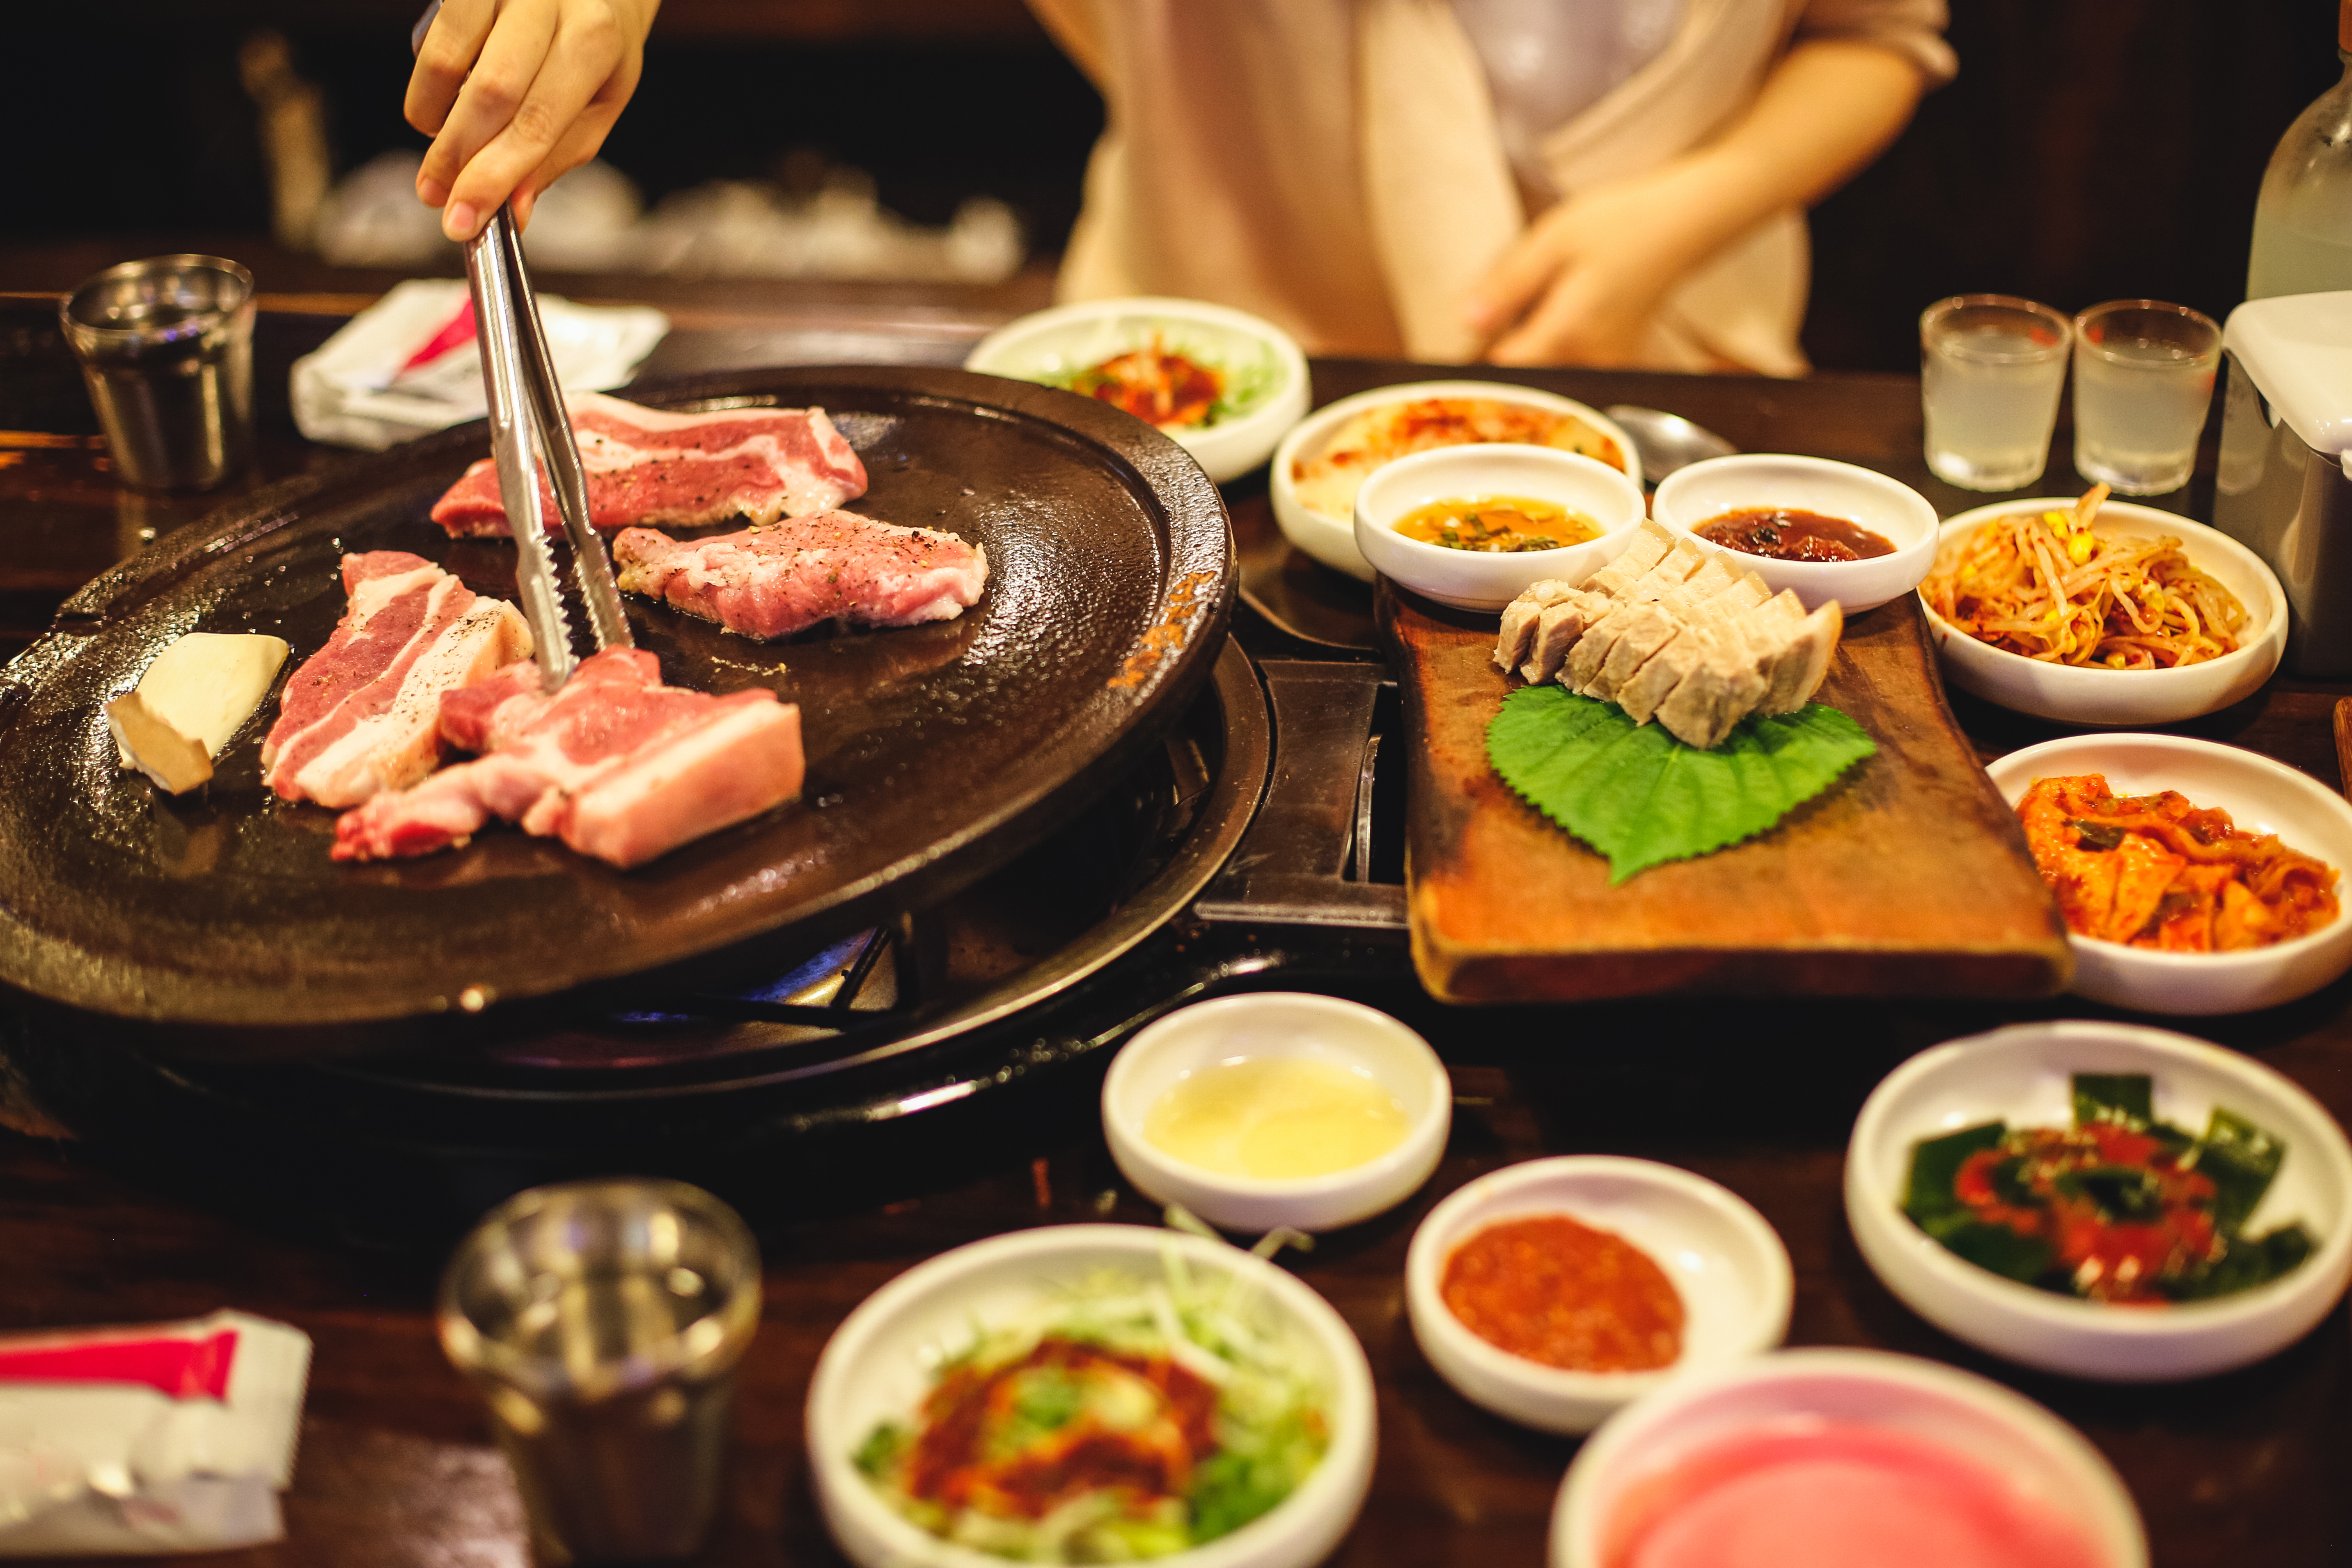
[406,0,662,243]
[1465,39,1925,367]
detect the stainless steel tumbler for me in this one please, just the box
[438,1178,763,1564]
[60,254,256,491]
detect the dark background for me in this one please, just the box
[2,0,2340,371]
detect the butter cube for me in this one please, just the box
[110,632,291,794]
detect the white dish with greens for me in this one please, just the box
[965,297,1309,483]
[807,1224,1375,1568]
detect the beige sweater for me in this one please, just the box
[1027,0,1953,374]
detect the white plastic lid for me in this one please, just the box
[2222,291,2352,456]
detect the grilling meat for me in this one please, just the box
[261,552,533,807]
[331,649,804,869]
[611,510,988,641]
[428,392,869,537]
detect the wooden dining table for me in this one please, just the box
[2,291,2347,1568]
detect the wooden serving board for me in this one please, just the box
[1380,581,2073,1003]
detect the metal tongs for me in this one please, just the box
[413,1,631,690]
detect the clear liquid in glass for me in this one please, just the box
[1922,329,2068,491]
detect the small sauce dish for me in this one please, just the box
[1269,381,1641,581]
[1550,1348,2148,1568]
[1404,1156,1791,1435]
[1352,445,1646,613]
[1985,732,2352,1014]
[1846,1020,2352,1380]
[1102,992,1451,1234]
[1651,453,1939,614]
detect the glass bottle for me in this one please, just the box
[2248,1,2352,299]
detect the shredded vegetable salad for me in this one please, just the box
[854,1249,1329,1562]
[1922,485,2247,669]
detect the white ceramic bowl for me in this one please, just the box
[1651,452,1939,614]
[1921,498,2288,726]
[807,1224,1377,1568]
[963,296,1309,483]
[1846,1020,2352,1380]
[1986,732,2352,1013]
[1550,1348,2148,1568]
[1404,1156,1791,1435]
[1269,381,1640,581]
[1351,445,1646,613]
[1103,993,1451,1234]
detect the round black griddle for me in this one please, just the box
[0,367,1234,1048]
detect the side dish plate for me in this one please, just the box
[0,367,1234,1044]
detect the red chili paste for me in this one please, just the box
[1077,342,1223,429]
[1440,1213,1683,1371]
[901,1337,1219,1519]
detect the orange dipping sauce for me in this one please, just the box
[1440,1213,1683,1372]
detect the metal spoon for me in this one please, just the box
[1605,405,1737,484]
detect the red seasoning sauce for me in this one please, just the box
[1698,508,1896,563]
[1440,1214,1683,1372]
[1074,339,1223,429]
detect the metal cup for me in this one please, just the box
[438,1178,763,1564]
[60,255,256,491]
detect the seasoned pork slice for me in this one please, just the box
[1584,602,1684,701]
[1519,590,1611,683]
[1583,520,1675,598]
[1495,578,1580,672]
[1657,556,1740,615]
[612,510,988,641]
[1758,601,1844,713]
[431,393,868,538]
[1655,628,1775,749]
[261,552,532,808]
[331,649,804,869]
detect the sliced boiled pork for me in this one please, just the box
[611,510,988,641]
[261,552,533,807]
[429,391,869,537]
[331,649,804,869]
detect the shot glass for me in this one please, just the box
[2070,299,2222,496]
[439,1178,763,1564]
[60,255,256,491]
[1919,295,2072,492]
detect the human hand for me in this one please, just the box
[406,0,660,243]
[1463,160,1735,367]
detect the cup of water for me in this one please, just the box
[438,1178,763,1563]
[2070,299,2221,496]
[1919,295,2072,492]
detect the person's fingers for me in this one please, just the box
[419,0,567,233]
[510,102,626,231]
[1464,220,1574,337]
[1486,269,1632,367]
[445,12,638,239]
[404,0,496,138]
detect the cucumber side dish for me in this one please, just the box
[1902,1073,2315,1304]
[853,1254,1329,1562]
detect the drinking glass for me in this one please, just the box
[2070,300,2222,496]
[438,1178,763,1564]
[60,255,255,491]
[1919,295,2072,491]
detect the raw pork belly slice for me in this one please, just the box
[261,552,533,807]
[610,510,988,641]
[1493,520,1844,750]
[332,649,805,869]
[428,391,868,538]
